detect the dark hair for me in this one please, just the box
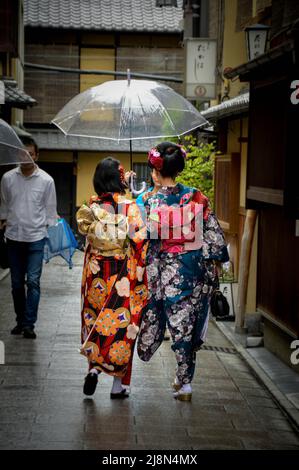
[149,141,185,178]
[93,157,126,195]
[20,136,39,154]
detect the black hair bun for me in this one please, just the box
[156,141,185,178]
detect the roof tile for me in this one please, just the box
[24,0,183,33]
[2,79,37,109]
[202,92,249,121]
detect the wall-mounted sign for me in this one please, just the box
[184,38,217,100]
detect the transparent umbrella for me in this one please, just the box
[0,119,33,165]
[52,73,208,193]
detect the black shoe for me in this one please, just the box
[23,328,36,339]
[11,325,23,335]
[83,372,98,396]
[110,388,129,399]
[216,315,236,322]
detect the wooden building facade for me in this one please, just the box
[202,0,299,370]
[235,40,299,360]
[221,0,299,369]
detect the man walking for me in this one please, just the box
[0,136,57,339]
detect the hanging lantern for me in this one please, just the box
[245,24,270,61]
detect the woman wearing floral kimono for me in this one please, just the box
[137,142,228,401]
[77,157,148,398]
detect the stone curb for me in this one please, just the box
[213,318,299,431]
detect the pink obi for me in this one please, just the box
[150,202,204,253]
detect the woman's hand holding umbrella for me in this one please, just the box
[124,170,136,184]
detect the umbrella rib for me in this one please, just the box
[136,92,150,138]
[160,105,177,135]
[118,84,131,142]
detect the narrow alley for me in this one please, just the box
[0,253,298,450]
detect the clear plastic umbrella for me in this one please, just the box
[0,119,33,165]
[52,73,208,193]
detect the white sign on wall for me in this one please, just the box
[185,38,217,100]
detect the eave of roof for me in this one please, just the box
[201,92,249,121]
[1,79,37,109]
[27,129,159,152]
[223,41,295,81]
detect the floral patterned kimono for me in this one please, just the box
[77,193,148,386]
[137,183,228,385]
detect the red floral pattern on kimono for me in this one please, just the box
[76,193,148,386]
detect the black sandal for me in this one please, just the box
[110,388,129,399]
[83,372,98,396]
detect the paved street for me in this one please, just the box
[0,252,299,450]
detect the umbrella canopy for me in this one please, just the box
[52,79,208,141]
[0,119,33,166]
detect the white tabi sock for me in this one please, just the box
[111,376,124,394]
[180,383,192,394]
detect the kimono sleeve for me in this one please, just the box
[127,202,148,267]
[135,192,147,223]
[76,204,96,235]
[202,211,229,262]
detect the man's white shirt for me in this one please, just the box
[0,165,57,242]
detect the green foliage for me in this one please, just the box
[176,135,216,206]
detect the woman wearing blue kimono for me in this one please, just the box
[137,142,229,401]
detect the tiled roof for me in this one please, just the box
[28,129,159,152]
[2,79,37,109]
[24,0,184,33]
[202,92,249,121]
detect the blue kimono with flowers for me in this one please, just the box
[137,183,228,385]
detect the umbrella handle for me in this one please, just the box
[130,176,147,196]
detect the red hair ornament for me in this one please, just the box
[119,164,126,184]
[148,145,187,171]
[148,148,164,171]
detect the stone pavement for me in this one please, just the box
[215,320,299,429]
[0,252,299,450]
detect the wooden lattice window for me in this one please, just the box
[24,44,80,123]
[214,153,240,233]
[117,47,183,95]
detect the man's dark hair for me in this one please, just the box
[93,157,126,196]
[20,136,39,154]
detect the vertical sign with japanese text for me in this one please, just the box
[185,38,217,100]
